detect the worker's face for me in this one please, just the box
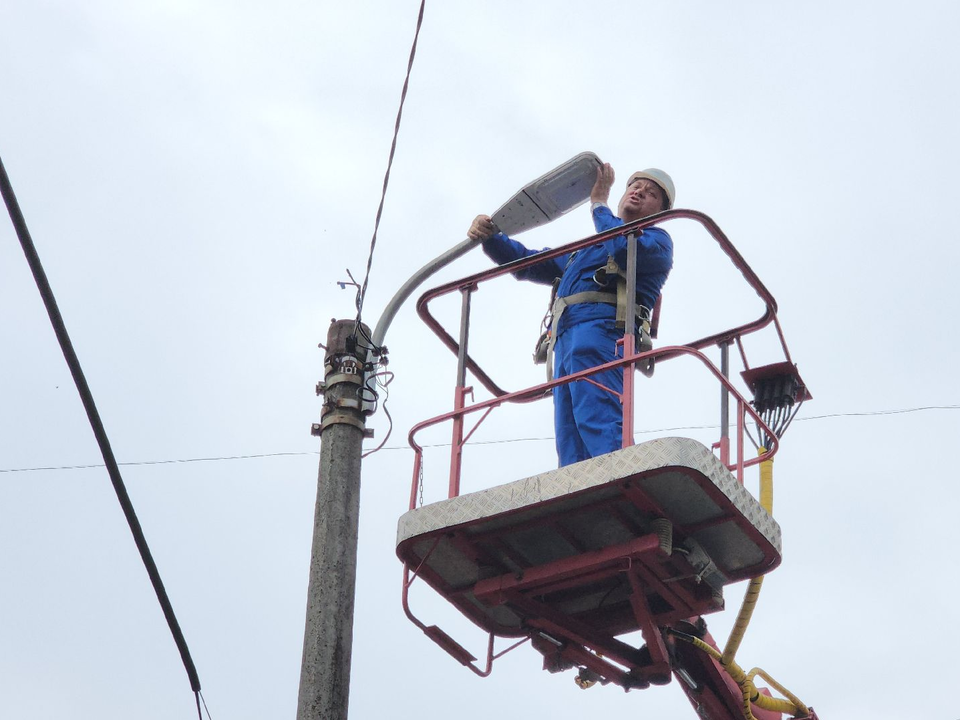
[617,178,665,221]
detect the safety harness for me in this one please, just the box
[534,255,655,380]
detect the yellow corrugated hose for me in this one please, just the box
[685,448,811,719]
[722,451,773,666]
[680,634,809,719]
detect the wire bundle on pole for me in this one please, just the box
[329,0,426,458]
[352,0,426,352]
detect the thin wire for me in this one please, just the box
[354,0,426,331]
[779,400,804,438]
[3,404,957,474]
[199,690,213,720]
[353,318,383,357]
[0,154,202,695]
[361,371,396,458]
[0,452,312,474]
[796,404,959,420]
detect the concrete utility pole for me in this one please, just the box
[297,319,369,720]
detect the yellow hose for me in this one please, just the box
[722,450,773,665]
[676,451,811,719]
[759,450,773,514]
[740,682,758,720]
[749,687,802,715]
[679,634,806,717]
[748,668,811,717]
[722,575,764,664]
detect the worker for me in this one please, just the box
[467,164,674,466]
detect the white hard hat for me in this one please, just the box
[627,168,675,209]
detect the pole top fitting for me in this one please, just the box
[324,320,371,362]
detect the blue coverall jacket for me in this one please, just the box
[482,205,673,466]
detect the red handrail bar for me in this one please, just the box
[406,344,779,507]
[415,209,787,399]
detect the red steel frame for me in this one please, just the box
[399,209,816,719]
[416,209,792,400]
[408,344,778,504]
[409,209,794,503]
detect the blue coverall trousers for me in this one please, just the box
[553,318,625,467]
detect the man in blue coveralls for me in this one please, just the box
[467,164,674,467]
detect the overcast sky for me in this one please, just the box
[2,1,959,719]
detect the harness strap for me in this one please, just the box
[542,291,615,382]
[553,291,617,323]
[596,255,656,377]
[596,256,631,328]
[544,289,652,381]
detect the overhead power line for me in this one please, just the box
[0,154,204,715]
[3,404,956,475]
[354,0,426,329]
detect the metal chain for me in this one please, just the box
[418,455,425,507]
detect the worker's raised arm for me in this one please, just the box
[590,163,616,205]
[467,214,498,243]
[473,213,566,286]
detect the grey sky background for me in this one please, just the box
[2,1,958,718]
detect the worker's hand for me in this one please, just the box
[468,214,498,243]
[590,163,615,204]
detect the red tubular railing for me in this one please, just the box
[400,208,800,701]
[407,345,778,508]
[401,539,531,677]
[416,209,786,399]
[407,209,792,505]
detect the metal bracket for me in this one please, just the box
[326,371,363,387]
[322,397,361,413]
[312,412,368,436]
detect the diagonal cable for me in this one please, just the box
[0,155,203,703]
[354,0,426,330]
